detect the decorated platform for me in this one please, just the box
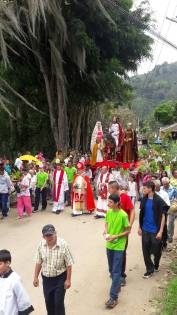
[85,160,140,169]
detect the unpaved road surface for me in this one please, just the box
[0,205,174,315]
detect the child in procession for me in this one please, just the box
[128,173,139,206]
[103,194,130,309]
[0,249,34,315]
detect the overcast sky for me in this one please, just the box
[134,0,177,74]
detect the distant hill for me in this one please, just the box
[130,62,177,122]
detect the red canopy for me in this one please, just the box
[85,160,140,169]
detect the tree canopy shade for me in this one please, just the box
[0,0,152,153]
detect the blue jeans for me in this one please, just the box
[131,196,136,206]
[0,193,9,217]
[107,249,124,300]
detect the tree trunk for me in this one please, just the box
[75,106,84,150]
[38,57,61,150]
[9,117,16,152]
[69,105,84,150]
[39,55,69,152]
[82,106,90,152]
[57,79,68,153]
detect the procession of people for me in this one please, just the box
[0,116,177,314]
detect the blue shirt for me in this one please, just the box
[142,198,157,233]
[162,185,177,202]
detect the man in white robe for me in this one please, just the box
[52,161,68,214]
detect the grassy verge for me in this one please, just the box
[161,259,177,315]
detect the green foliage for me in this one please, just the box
[169,259,177,275]
[0,62,55,157]
[0,0,153,152]
[11,169,21,181]
[149,160,158,173]
[161,275,177,315]
[137,161,150,173]
[165,142,177,162]
[143,141,177,164]
[131,62,177,123]
[138,147,148,159]
[154,101,177,125]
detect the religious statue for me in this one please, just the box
[122,123,138,163]
[91,122,103,150]
[90,122,104,165]
[91,137,104,165]
[103,133,116,161]
[109,115,123,161]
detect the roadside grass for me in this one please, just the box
[169,259,177,274]
[161,259,177,315]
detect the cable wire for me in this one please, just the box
[106,0,177,51]
[142,0,173,89]
[143,0,177,88]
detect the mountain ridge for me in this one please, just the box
[130,61,177,122]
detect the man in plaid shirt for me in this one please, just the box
[33,224,74,315]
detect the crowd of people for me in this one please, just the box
[0,150,177,313]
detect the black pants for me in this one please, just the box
[0,193,9,217]
[66,183,72,205]
[162,213,168,249]
[142,230,162,273]
[42,272,67,315]
[34,187,47,210]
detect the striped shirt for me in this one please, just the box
[36,238,74,277]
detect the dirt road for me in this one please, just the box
[0,206,173,315]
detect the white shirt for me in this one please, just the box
[0,272,32,315]
[14,158,23,170]
[128,181,136,197]
[157,189,171,206]
[17,176,30,197]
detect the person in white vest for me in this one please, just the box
[0,249,34,315]
[95,166,114,218]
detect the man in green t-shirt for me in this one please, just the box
[64,161,77,205]
[33,165,48,212]
[103,194,130,309]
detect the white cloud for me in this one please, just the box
[134,0,177,74]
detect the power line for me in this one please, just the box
[106,0,177,51]
[166,16,177,24]
[143,0,177,88]
[142,0,173,89]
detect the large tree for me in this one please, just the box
[154,100,177,126]
[0,0,152,153]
